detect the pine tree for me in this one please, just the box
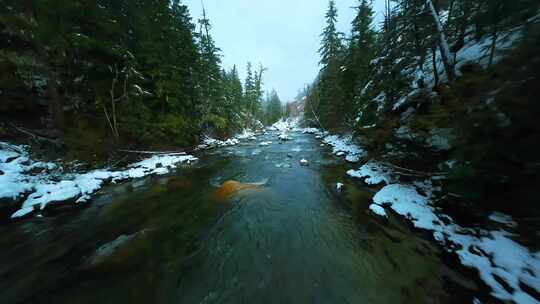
[197,4,225,133]
[317,0,345,129]
[343,0,376,121]
[264,89,283,125]
[319,0,342,67]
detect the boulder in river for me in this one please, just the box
[369,204,387,218]
[300,159,309,166]
[214,180,265,200]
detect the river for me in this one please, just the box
[0,130,481,304]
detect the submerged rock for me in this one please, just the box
[214,180,264,200]
[87,234,136,267]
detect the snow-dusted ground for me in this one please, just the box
[365,17,539,115]
[0,142,197,218]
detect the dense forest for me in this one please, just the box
[304,0,540,218]
[0,0,283,162]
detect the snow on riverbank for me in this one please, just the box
[197,129,259,150]
[370,182,540,303]
[0,142,197,219]
[298,129,540,303]
[322,134,365,163]
[269,118,300,132]
[298,127,366,163]
[3,127,264,219]
[270,118,300,141]
[196,137,240,150]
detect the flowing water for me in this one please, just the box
[0,131,481,304]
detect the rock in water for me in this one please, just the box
[214,180,262,200]
[300,159,309,166]
[369,204,387,218]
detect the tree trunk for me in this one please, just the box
[24,0,35,19]
[426,0,455,82]
[488,30,498,67]
[48,72,64,130]
[431,46,439,87]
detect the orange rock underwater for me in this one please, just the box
[214,180,260,200]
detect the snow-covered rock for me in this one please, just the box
[322,134,365,163]
[269,118,300,132]
[345,154,361,163]
[236,130,256,140]
[259,141,272,146]
[369,204,387,218]
[347,161,392,185]
[301,127,321,134]
[197,137,240,150]
[395,125,415,141]
[300,159,309,166]
[426,128,453,151]
[336,183,344,192]
[278,133,291,141]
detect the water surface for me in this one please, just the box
[0,131,479,304]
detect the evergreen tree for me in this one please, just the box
[316,0,345,129]
[197,5,225,134]
[343,0,377,123]
[263,89,283,125]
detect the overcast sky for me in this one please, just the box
[184,0,386,102]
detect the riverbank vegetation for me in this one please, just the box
[0,0,284,162]
[304,0,539,218]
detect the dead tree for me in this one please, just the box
[103,65,131,139]
[426,0,455,82]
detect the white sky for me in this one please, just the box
[184,0,386,102]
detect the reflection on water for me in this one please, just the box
[0,132,480,304]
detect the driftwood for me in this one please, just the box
[379,161,447,177]
[117,149,189,155]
